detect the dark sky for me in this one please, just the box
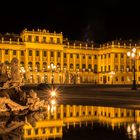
[0,0,140,43]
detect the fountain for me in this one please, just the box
[0,58,50,115]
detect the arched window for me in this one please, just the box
[82,64,86,69]
[57,63,60,68]
[76,64,79,69]
[35,62,40,72]
[88,64,92,69]
[70,63,73,69]
[20,61,24,67]
[64,63,67,68]
[28,62,32,71]
[43,62,47,72]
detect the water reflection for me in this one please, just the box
[1,105,140,139]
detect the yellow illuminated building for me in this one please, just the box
[22,105,140,139]
[0,28,140,84]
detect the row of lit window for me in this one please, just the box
[27,63,98,72]
[4,50,24,55]
[63,111,97,117]
[100,111,133,118]
[100,53,125,59]
[26,127,60,135]
[3,50,131,60]
[101,65,129,72]
[3,50,98,59]
[28,35,61,44]
[100,76,124,82]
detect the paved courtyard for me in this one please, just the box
[21,84,140,109]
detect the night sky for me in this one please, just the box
[0,0,140,43]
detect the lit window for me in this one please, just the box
[115,53,118,58]
[104,66,106,72]
[28,35,32,42]
[13,50,16,55]
[42,37,46,43]
[51,51,54,57]
[35,129,38,135]
[121,53,124,58]
[70,54,73,58]
[43,51,46,57]
[36,51,39,56]
[121,65,124,72]
[94,55,97,59]
[64,53,66,58]
[50,37,53,43]
[121,76,124,81]
[5,50,8,55]
[108,77,110,81]
[108,65,110,71]
[82,64,86,69]
[76,54,79,58]
[57,38,60,43]
[56,127,59,133]
[35,36,39,42]
[58,52,60,57]
[21,51,24,56]
[29,50,32,56]
[27,129,31,135]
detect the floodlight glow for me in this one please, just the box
[132,53,135,58]
[132,48,136,53]
[51,99,56,105]
[127,52,131,57]
[51,91,56,97]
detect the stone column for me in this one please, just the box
[54,51,57,66]
[79,105,82,117]
[79,54,82,69]
[67,54,70,70]
[73,54,76,71]
[17,50,20,62]
[73,105,76,117]
[111,53,114,71]
[66,105,70,117]
[60,105,63,119]
[1,50,4,63]
[61,51,63,71]
[25,49,28,70]
[40,50,43,71]
[32,50,35,71]
[9,50,12,62]
[47,51,50,66]
[86,55,88,69]
[91,55,94,69]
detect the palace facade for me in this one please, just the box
[0,28,140,84]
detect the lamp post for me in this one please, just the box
[48,63,56,86]
[109,71,115,85]
[127,47,138,90]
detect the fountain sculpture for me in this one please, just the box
[0,58,49,115]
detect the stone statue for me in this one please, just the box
[0,63,9,87]
[10,58,23,91]
[0,57,50,115]
[11,58,22,83]
[26,89,46,111]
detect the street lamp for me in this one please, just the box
[127,47,139,90]
[109,71,115,84]
[48,63,56,85]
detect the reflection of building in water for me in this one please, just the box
[22,105,140,139]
